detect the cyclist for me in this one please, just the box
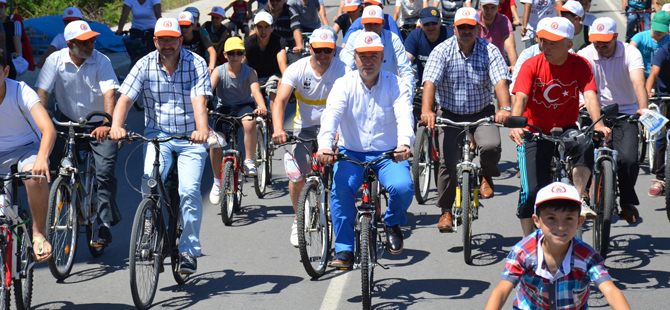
[342,0,403,46]
[208,37,268,205]
[257,0,305,60]
[244,12,289,108]
[645,28,670,198]
[333,0,364,37]
[110,18,211,274]
[404,7,454,84]
[224,0,251,37]
[629,11,670,76]
[421,7,511,233]
[341,6,415,94]
[577,17,647,224]
[519,0,559,48]
[271,28,349,247]
[317,32,414,266]
[36,21,122,246]
[178,12,217,75]
[478,0,517,71]
[115,0,161,54]
[393,0,428,40]
[288,0,329,32]
[509,17,609,237]
[431,0,471,27]
[623,0,652,43]
[203,7,229,50]
[35,7,82,69]
[497,0,521,28]
[556,1,588,51]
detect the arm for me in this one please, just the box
[423,0,429,8]
[36,88,50,109]
[207,46,217,74]
[510,2,521,26]
[421,81,436,129]
[36,45,57,68]
[392,79,415,162]
[334,1,345,23]
[465,0,472,7]
[12,34,22,57]
[153,3,162,19]
[333,22,341,34]
[646,65,661,97]
[622,0,627,11]
[584,90,612,141]
[393,6,401,21]
[249,70,267,115]
[340,32,357,69]
[494,79,512,124]
[319,5,329,26]
[504,34,518,69]
[630,67,648,113]
[272,83,294,144]
[29,103,56,182]
[277,49,288,74]
[190,95,209,143]
[509,92,529,146]
[521,3,531,37]
[484,280,515,310]
[407,52,415,64]
[629,40,638,48]
[210,66,220,93]
[598,281,631,310]
[316,79,348,164]
[90,89,117,143]
[293,29,304,54]
[116,5,132,35]
[110,94,133,140]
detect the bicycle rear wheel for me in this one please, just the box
[14,212,33,310]
[461,171,472,264]
[220,161,238,225]
[592,160,614,259]
[360,215,373,310]
[46,176,79,280]
[129,198,161,310]
[297,180,330,278]
[412,127,431,204]
[254,122,268,198]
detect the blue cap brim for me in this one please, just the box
[420,16,440,24]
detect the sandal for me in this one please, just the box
[33,236,53,263]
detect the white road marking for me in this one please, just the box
[320,270,350,310]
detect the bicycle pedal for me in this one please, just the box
[377,262,389,270]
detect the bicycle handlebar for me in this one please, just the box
[123,132,192,143]
[52,111,113,128]
[0,171,46,182]
[208,111,257,124]
[275,135,317,148]
[649,97,670,101]
[323,150,404,167]
[435,116,508,128]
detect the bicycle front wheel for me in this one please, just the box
[129,198,161,310]
[14,212,33,310]
[254,122,269,198]
[461,171,472,265]
[412,127,431,204]
[360,215,374,310]
[46,176,79,280]
[637,123,646,164]
[220,161,238,225]
[592,160,614,259]
[297,180,330,278]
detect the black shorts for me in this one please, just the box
[213,103,255,136]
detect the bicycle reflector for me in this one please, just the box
[284,149,303,182]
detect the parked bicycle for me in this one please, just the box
[46,111,110,280]
[254,111,274,198]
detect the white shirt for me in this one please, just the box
[318,70,415,152]
[519,0,557,37]
[36,49,120,122]
[395,0,424,27]
[0,79,42,151]
[578,41,645,114]
[281,56,350,129]
[50,34,67,50]
[124,0,161,31]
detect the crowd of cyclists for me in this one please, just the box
[1,0,670,308]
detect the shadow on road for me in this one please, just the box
[603,234,670,290]
[448,233,519,267]
[34,301,136,309]
[222,203,295,227]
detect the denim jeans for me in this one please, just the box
[330,148,414,253]
[142,128,207,256]
[626,7,650,42]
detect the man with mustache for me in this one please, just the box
[36,20,121,247]
[110,18,212,275]
[577,17,647,224]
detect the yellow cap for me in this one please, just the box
[224,37,245,52]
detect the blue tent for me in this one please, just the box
[24,15,125,53]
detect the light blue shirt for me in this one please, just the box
[340,29,415,95]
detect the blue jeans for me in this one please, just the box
[142,129,207,256]
[626,7,650,42]
[330,148,414,253]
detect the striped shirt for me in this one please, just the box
[118,47,212,134]
[422,36,509,115]
[501,229,612,310]
[260,4,301,46]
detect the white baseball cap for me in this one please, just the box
[208,6,226,18]
[354,31,384,52]
[254,11,274,26]
[64,20,100,41]
[310,28,336,48]
[362,5,384,24]
[480,0,499,5]
[534,182,581,214]
[454,7,479,26]
[178,11,195,26]
[343,0,362,12]
[154,18,181,37]
[589,17,616,42]
[536,17,574,41]
[62,7,83,21]
[555,0,584,18]
[662,3,670,12]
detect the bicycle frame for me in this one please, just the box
[354,167,383,271]
[57,124,97,226]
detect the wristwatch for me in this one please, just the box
[500,106,512,112]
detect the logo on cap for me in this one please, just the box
[369,10,376,16]
[346,0,352,4]
[320,32,328,40]
[364,36,373,44]
[67,9,73,15]
[551,184,566,193]
[596,23,605,31]
[462,10,470,17]
[213,7,219,11]
[164,20,172,28]
[180,13,187,19]
[80,23,88,31]
[550,22,559,30]
[431,9,437,16]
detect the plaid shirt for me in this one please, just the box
[422,36,509,115]
[501,229,612,310]
[260,4,301,46]
[119,48,212,134]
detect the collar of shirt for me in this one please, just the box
[535,234,574,283]
[62,49,99,69]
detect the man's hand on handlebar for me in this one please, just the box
[317,148,336,165]
[421,111,436,130]
[393,145,411,163]
[191,129,208,144]
[292,45,303,55]
[495,109,511,124]
[91,125,111,143]
[594,123,612,141]
[110,126,127,142]
[255,105,268,117]
[509,128,529,146]
[273,130,289,145]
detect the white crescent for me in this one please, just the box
[543,84,560,103]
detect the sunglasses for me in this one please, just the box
[226,51,245,56]
[456,24,476,30]
[72,38,97,46]
[157,37,180,44]
[312,48,334,54]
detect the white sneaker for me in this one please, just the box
[244,160,257,177]
[580,200,597,219]
[290,221,299,247]
[209,182,221,205]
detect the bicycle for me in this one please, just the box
[300,32,312,58]
[277,135,333,279]
[209,111,257,225]
[46,111,110,280]
[411,86,439,204]
[434,116,507,264]
[0,168,42,310]
[125,132,191,310]
[254,111,274,198]
[623,8,653,40]
[637,98,664,170]
[327,150,401,310]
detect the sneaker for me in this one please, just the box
[244,160,257,177]
[648,179,665,198]
[290,220,299,247]
[331,251,354,268]
[209,182,221,205]
[580,200,597,219]
[91,225,113,247]
[179,252,197,274]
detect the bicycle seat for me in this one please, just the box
[550,127,563,137]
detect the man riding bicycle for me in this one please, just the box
[36,21,122,246]
[288,0,329,32]
[577,17,648,224]
[316,32,414,267]
[421,7,511,233]
[272,28,349,247]
[110,18,211,275]
[510,17,610,237]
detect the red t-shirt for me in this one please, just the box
[512,53,597,134]
[498,0,515,24]
[232,1,248,21]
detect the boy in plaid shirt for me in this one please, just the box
[485,182,630,310]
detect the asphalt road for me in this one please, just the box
[27,0,670,309]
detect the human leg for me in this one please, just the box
[330,148,364,254]
[474,121,502,198]
[625,8,638,42]
[518,134,552,237]
[436,109,466,232]
[174,141,207,257]
[376,156,413,254]
[91,139,121,227]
